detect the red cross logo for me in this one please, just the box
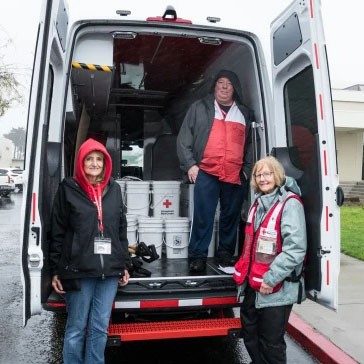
[163,199,172,208]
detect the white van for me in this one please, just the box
[21,0,343,342]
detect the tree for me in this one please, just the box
[0,33,23,117]
[4,127,25,160]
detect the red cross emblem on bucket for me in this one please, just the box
[163,199,172,208]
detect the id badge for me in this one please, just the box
[256,229,277,255]
[94,237,112,255]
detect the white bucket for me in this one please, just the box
[115,179,126,194]
[152,181,181,219]
[137,217,164,257]
[126,214,138,244]
[126,181,150,216]
[164,218,190,259]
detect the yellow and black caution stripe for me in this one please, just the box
[72,61,113,73]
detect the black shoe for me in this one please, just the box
[189,258,206,273]
[216,251,237,267]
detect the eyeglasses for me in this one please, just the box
[254,171,274,180]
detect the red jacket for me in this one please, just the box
[199,101,246,184]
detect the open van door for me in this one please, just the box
[270,0,343,310]
[21,0,68,325]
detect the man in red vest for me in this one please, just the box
[177,70,254,273]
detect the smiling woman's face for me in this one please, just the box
[84,151,104,183]
[254,163,276,194]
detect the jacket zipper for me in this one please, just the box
[100,254,105,280]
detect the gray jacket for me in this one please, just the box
[240,176,307,308]
[176,94,254,181]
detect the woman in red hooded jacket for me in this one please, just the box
[50,138,129,364]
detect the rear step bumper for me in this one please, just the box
[107,317,242,343]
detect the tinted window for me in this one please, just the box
[284,66,318,171]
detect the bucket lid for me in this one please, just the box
[164,217,190,224]
[126,180,150,187]
[152,180,181,186]
[138,217,164,225]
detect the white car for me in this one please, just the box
[0,169,15,197]
[0,168,24,191]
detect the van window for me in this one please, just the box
[283,66,318,171]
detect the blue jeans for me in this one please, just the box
[63,277,119,364]
[189,170,247,259]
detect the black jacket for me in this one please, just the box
[50,177,129,279]
[176,94,254,180]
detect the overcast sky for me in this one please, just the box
[0,0,363,137]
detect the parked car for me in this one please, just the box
[0,168,23,191]
[0,169,15,197]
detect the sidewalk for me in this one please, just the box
[289,254,364,363]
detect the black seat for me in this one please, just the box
[151,134,182,180]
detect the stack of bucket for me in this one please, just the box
[115,179,229,259]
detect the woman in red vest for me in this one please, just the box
[233,156,307,364]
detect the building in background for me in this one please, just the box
[0,136,24,169]
[0,137,14,167]
[333,85,364,182]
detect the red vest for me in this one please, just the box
[233,192,301,293]
[199,102,246,185]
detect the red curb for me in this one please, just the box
[287,312,358,364]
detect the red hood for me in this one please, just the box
[74,138,112,201]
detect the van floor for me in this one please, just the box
[132,257,234,279]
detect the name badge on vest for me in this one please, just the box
[256,228,277,255]
[94,237,111,255]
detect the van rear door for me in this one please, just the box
[270,0,342,310]
[21,0,68,325]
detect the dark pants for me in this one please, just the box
[240,285,292,364]
[189,170,246,259]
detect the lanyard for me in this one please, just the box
[91,184,104,235]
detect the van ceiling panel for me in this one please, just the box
[113,35,231,93]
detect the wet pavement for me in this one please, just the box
[0,193,316,364]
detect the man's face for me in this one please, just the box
[214,77,234,105]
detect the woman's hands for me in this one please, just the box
[119,269,130,287]
[188,165,199,183]
[52,275,65,294]
[260,281,273,295]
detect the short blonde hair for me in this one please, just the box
[250,156,285,192]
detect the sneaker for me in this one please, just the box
[189,258,206,273]
[216,251,237,267]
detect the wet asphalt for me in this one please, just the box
[0,193,316,364]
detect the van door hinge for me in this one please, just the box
[28,254,41,268]
[319,248,331,257]
[31,226,40,246]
